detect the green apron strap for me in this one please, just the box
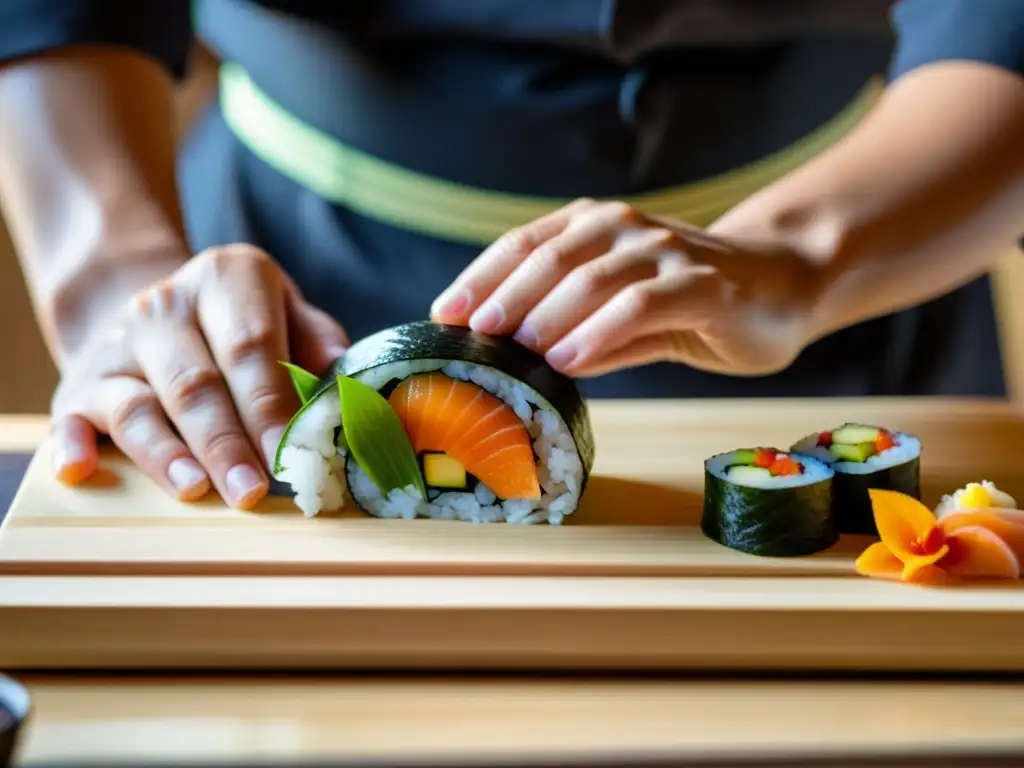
[219,61,884,246]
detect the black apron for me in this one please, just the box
[176,0,1009,398]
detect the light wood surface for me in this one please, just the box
[12,675,1024,766]
[2,409,1024,766]
[2,398,1023,578]
[2,402,1024,673]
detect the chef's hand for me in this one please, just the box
[50,245,349,508]
[430,198,820,378]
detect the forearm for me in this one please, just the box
[709,60,1024,343]
[0,45,189,365]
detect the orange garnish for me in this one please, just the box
[854,489,1020,585]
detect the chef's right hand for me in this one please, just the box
[48,244,349,508]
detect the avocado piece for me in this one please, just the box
[730,449,756,466]
[726,465,773,484]
[830,442,877,463]
[831,424,882,445]
[423,453,467,489]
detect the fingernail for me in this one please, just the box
[261,427,286,469]
[513,324,540,350]
[546,340,579,371]
[225,463,267,507]
[168,457,209,495]
[432,288,471,321]
[470,301,505,334]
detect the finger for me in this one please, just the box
[192,247,304,471]
[430,198,595,324]
[466,208,628,337]
[64,375,212,500]
[544,270,717,375]
[569,330,721,378]
[287,295,350,376]
[513,230,667,353]
[49,413,100,485]
[129,287,270,509]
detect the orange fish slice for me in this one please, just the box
[388,373,541,500]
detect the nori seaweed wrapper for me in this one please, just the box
[312,320,595,484]
[833,460,921,536]
[701,453,838,557]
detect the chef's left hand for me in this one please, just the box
[430,198,822,377]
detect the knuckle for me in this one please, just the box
[604,200,637,223]
[165,365,224,411]
[222,324,279,367]
[619,284,656,318]
[126,286,156,320]
[109,391,162,436]
[498,227,536,257]
[196,244,272,279]
[127,281,185,322]
[199,426,249,463]
[533,241,572,272]
[246,383,291,425]
[571,263,610,295]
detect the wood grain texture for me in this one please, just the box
[12,675,1024,766]
[1,401,1023,672]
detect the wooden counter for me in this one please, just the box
[3,403,1024,766]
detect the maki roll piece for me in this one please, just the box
[272,321,595,525]
[701,447,837,557]
[791,423,922,536]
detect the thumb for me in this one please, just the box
[286,296,350,376]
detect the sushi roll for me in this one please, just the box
[791,423,921,535]
[272,321,595,525]
[701,447,837,557]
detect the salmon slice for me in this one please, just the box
[388,373,540,500]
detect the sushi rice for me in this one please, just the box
[934,480,1018,518]
[275,359,586,525]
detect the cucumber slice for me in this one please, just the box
[831,424,881,445]
[730,449,756,466]
[726,465,773,484]
[830,442,877,463]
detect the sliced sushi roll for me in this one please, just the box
[273,321,595,525]
[701,447,837,557]
[791,423,921,535]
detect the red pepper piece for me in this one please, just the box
[769,456,801,476]
[876,431,895,453]
[753,448,776,469]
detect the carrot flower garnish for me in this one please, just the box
[854,489,1021,584]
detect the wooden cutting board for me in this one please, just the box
[2,399,1024,671]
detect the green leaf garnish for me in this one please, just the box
[336,374,426,499]
[280,361,321,404]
